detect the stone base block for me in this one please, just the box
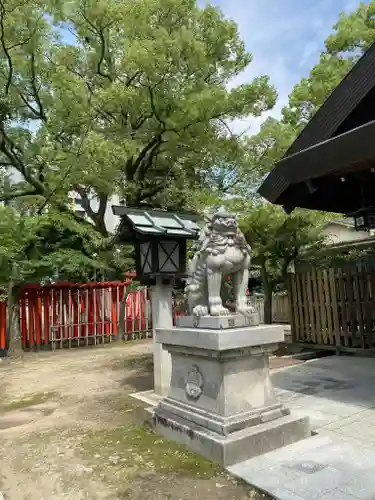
[130,389,162,407]
[175,313,260,329]
[152,408,310,467]
[158,397,291,436]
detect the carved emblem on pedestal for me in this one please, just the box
[185,365,204,400]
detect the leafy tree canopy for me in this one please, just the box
[0,206,108,290]
[231,200,329,322]
[0,0,276,234]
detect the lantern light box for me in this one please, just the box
[349,208,375,231]
[112,206,200,285]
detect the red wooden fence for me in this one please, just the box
[0,281,152,353]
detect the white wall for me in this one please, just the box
[70,192,121,234]
[88,194,121,234]
[324,223,368,244]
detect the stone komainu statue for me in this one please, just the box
[185,208,253,317]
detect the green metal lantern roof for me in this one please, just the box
[112,206,200,241]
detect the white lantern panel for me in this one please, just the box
[140,242,152,273]
[158,241,179,272]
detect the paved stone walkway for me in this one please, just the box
[228,356,375,500]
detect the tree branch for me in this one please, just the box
[0,122,46,195]
[81,3,113,81]
[74,186,108,236]
[0,188,39,202]
[29,51,46,121]
[0,0,13,95]
[133,134,164,181]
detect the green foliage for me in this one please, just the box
[0,206,113,293]
[283,1,375,130]
[0,0,276,231]
[236,201,328,290]
[243,118,297,184]
[302,240,375,269]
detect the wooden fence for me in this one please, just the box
[289,263,375,351]
[249,295,289,324]
[0,281,152,354]
[0,281,291,355]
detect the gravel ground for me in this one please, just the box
[0,340,275,500]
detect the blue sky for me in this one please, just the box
[208,0,364,134]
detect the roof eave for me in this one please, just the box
[258,120,375,206]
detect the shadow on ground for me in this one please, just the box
[271,355,375,408]
[118,353,154,392]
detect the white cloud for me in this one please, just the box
[210,0,364,136]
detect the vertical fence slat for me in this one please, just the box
[35,293,42,348]
[28,293,35,348]
[306,271,316,343]
[294,274,304,342]
[337,268,349,347]
[362,265,373,348]
[288,274,298,342]
[353,267,365,349]
[346,267,357,347]
[111,286,118,339]
[370,270,375,348]
[59,289,64,349]
[311,269,321,345]
[301,273,310,342]
[43,291,50,346]
[73,290,79,341]
[0,302,6,351]
[323,270,333,344]
[317,270,327,344]
[20,296,27,348]
[329,268,340,349]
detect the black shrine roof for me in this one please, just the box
[258,41,375,214]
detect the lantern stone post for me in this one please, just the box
[151,277,173,396]
[112,206,200,398]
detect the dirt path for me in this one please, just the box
[0,341,272,500]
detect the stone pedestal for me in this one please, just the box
[153,324,310,466]
[175,313,260,329]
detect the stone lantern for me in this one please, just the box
[112,206,200,395]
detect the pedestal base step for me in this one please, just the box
[175,313,260,329]
[130,390,162,407]
[152,409,310,467]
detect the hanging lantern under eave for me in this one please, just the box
[349,208,375,231]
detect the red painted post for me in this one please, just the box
[43,291,50,345]
[20,295,27,348]
[35,293,42,347]
[52,288,59,341]
[28,291,35,347]
[72,290,79,339]
[87,289,94,336]
[111,286,118,337]
[79,290,86,339]
[0,302,6,350]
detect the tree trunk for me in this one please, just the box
[261,265,273,324]
[6,279,23,358]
